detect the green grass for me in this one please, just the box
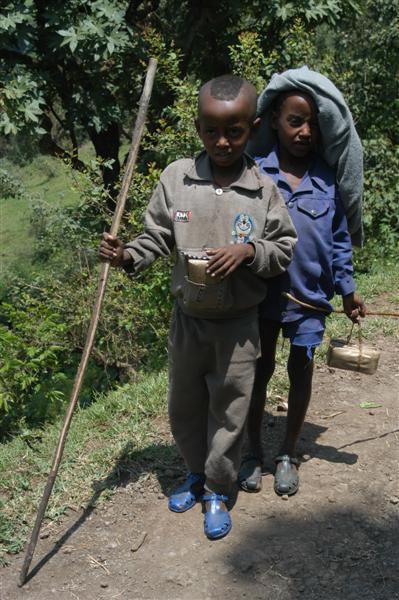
[325,261,399,342]
[0,140,132,282]
[0,371,170,564]
[0,154,81,279]
[254,261,399,404]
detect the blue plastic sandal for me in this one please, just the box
[168,473,205,513]
[203,493,232,540]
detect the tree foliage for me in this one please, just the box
[0,0,362,187]
[0,1,174,188]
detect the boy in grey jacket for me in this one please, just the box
[99,74,297,540]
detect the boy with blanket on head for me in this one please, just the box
[99,75,297,539]
[239,66,366,496]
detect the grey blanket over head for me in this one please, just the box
[248,66,363,246]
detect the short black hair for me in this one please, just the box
[209,74,246,101]
[271,89,317,115]
[198,75,258,120]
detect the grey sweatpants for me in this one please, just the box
[168,306,260,496]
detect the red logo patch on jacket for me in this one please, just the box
[174,210,191,222]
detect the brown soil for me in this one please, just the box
[2,336,399,600]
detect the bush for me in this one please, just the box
[355,138,399,268]
[0,295,69,434]
[0,164,24,199]
[0,152,174,433]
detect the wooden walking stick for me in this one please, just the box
[19,57,158,587]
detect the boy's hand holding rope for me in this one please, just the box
[283,292,399,319]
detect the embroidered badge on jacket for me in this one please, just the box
[232,213,254,243]
[174,210,191,222]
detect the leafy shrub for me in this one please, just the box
[0,251,172,436]
[0,165,24,198]
[227,13,399,268]
[0,149,174,433]
[354,138,399,268]
[0,296,69,434]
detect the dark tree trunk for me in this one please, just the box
[38,114,86,171]
[87,122,121,207]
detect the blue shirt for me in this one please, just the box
[256,147,355,322]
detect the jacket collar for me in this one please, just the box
[185,150,263,192]
[261,145,328,193]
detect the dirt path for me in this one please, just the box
[2,336,399,600]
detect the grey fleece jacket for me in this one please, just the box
[124,151,297,319]
[247,66,364,246]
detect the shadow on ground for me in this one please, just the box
[245,409,359,474]
[224,506,399,600]
[24,440,182,583]
[25,408,363,583]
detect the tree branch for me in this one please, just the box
[125,0,160,25]
[0,49,37,68]
[38,113,86,171]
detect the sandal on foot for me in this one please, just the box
[168,473,205,513]
[203,494,232,540]
[238,455,263,493]
[274,455,299,496]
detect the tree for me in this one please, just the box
[0,0,360,193]
[323,0,399,141]
[0,1,165,195]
